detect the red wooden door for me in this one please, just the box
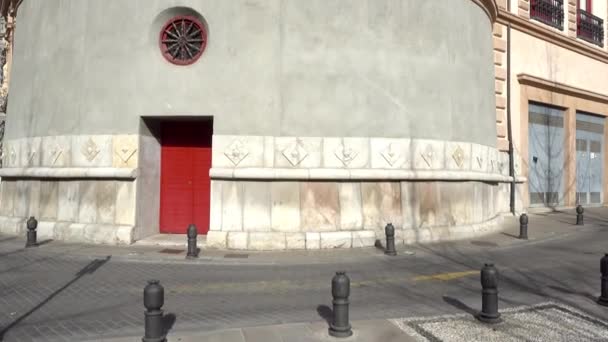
[160,120,212,234]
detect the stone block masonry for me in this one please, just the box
[0,134,524,248]
[493,22,509,152]
[206,180,507,251]
[0,178,136,245]
[206,134,523,250]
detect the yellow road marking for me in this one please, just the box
[413,270,478,282]
[127,271,478,295]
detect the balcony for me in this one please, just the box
[530,0,564,30]
[578,9,604,47]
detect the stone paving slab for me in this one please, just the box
[390,302,608,341]
[85,301,608,342]
[85,319,417,342]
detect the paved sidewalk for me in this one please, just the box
[88,319,416,342]
[1,206,607,342]
[88,300,608,342]
[0,207,599,267]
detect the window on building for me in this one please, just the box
[530,0,564,30]
[159,16,207,65]
[528,102,566,207]
[577,0,604,47]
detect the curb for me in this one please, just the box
[0,220,600,267]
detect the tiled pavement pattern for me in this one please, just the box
[91,302,608,342]
[2,208,608,341]
[391,302,608,341]
[0,241,464,342]
[89,318,419,342]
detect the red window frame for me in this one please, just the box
[577,0,592,12]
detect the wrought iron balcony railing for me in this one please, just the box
[578,9,604,47]
[530,0,564,30]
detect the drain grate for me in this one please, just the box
[470,240,498,247]
[158,248,185,254]
[224,253,249,259]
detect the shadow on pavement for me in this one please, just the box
[0,248,27,258]
[555,219,577,225]
[442,295,477,317]
[501,232,520,239]
[374,239,385,251]
[0,250,76,276]
[0,255,112,341]
[411,228,608,326]
[531,210,567,216]
[316,305,333,325]
[547,285,598,304]
[0,239,52,258]
[35,239,54,247]
[163,313,177,336]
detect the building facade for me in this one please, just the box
[493,0,608,210]
[0,0,601,250]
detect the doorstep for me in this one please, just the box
[134,234,207,248]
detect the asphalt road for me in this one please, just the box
[1,217,608,342]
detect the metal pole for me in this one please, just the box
[519,214,528,240]
[598,254,608,306]
[328,271,353,338]
[25,216,38,248]
[507,3,516,215]
[384,223,397,256]
[143,280,166,342]
[477,263,502,324]
[576,205,584,225]
[186,224,198,259]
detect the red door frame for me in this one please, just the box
[159,119,212,235]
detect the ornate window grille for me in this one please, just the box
[159,16,207,66]
[530,0,564,30]
[577,9,604,47]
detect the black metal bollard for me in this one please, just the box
[186,224,198,259]
[576,205,584,226]
[328,271,353,338]
[519,214,528,240]
[477,263,502,324]
[25,216,38,248]
[143,280,166,342]
[384,223,397,256]
[598,254,608,306]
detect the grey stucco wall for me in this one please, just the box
[6,0,496,146]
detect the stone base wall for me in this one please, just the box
[0,134,525,248]
[0,178,136,244]
[0,133,140,244]
[205,180,511,250]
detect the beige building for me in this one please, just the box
[493,0,608,209]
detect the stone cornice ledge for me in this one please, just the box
[518,74,608,104]
[0,167,138,179]
[497,10,608,64]
[471,0,498,23]
[210,168,526,183]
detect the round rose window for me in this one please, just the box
[159,16,207,65]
